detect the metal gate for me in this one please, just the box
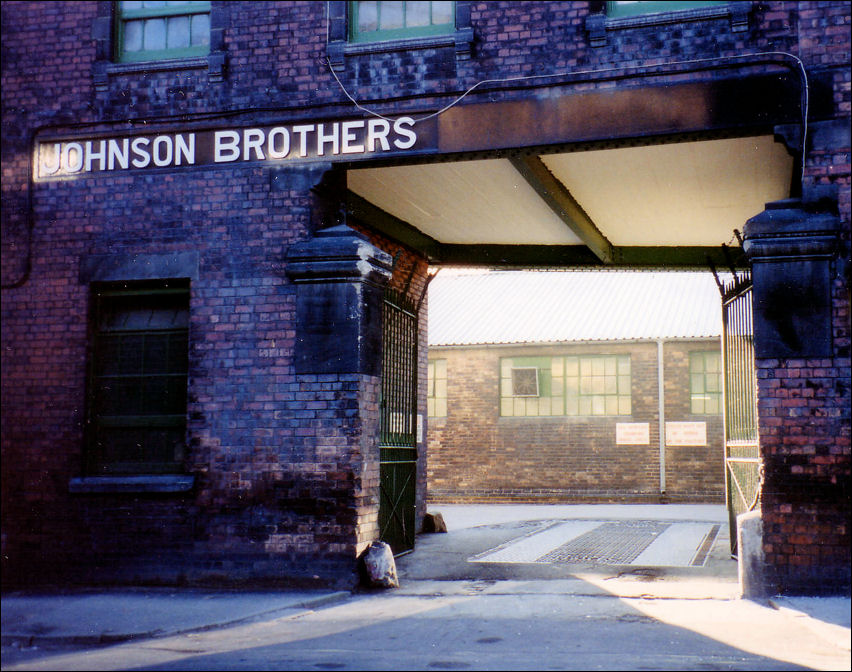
[719,270,761,556]
[379,285,419,555]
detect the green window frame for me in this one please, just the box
[500,355,631,417]
[115,1,210,63]
[690,350,722,415]
[86,281,190,474]
[606,1,727,18]
[427,359,447,417]
[349,1,455,43]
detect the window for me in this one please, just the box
[427,359,447,417]
[690,350,722,415]
[86,281,190,474]
[349,1,455,43]
[115,1,210,63]
[500,355,631,417]
[606,1,727,17]
[511,367,539,397]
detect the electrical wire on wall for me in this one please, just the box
[2,9,812,289]
[324,50,809,185]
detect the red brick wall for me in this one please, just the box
[427,339,724,503]
[753,0,851,596]
[2,1,848,593]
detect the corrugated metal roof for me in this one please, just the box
[428,269,723,346]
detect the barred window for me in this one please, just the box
[116,1,210,63]
[86,281,189,474]
[349,1,455,42]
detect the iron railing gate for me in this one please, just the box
[379,286,419,555]
[719,271,761,556]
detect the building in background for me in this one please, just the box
[427,270,725,503]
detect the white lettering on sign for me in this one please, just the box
[35,116,421,179]
[616,423,650,445]
[131,137,151,168]
[214,131,240,163]
[665,422,707,446]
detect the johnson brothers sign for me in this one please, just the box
[35,116,427,180]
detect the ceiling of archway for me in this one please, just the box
[347,134,793,266]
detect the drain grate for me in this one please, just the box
[540,521,671,565]
[469,520,720,567]
[690,523,721,567]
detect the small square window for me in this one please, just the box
[511,367,539,397]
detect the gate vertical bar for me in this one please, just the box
[720,270,760,555]
[379,286,419,554]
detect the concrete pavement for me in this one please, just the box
[2,504,849,670]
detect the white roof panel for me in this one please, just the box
[428,269,723,346]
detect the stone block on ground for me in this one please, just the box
[422,512,447,533]
[360,541,399,589]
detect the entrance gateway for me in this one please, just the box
[378,282,422,554]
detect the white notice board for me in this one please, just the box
[616,423,650,445]
[665,422,707,446]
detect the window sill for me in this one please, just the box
[93,52,226,90]
[328,27,473,70]
[69,475,195,494]
[344,33,456,56]
[586,1,750,47]
[106,56,209,75]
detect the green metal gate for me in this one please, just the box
[719,270,762,556]
[379,285,419,555]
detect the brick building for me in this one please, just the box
[427,270,726,503]
[2,2,849,594]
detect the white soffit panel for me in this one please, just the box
[348,159,584,245]
[541,136,793,246]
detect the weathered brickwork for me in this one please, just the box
[428,340,724,503]
[350,222,432,536]
[2,1,849,593]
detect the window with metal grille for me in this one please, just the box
[349,1,455,43]
[511,367,540,397]
[115,1,210,63]
[690,350,722,415]
[427,359,447,417]
[501,355,631,417]
[86,281,189,474]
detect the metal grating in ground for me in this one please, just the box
[469,521,601,563]
[470,520,720,568]
[540,521,670,565]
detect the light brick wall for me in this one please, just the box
[427,340,724,503]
